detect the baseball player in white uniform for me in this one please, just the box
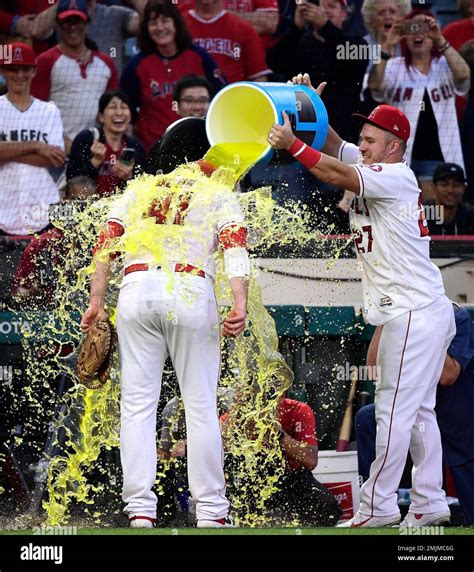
[268,74,456,528]
[80,160,249,528]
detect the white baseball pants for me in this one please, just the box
[359,295,456,517]
[116,270,229,521]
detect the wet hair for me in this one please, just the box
[138,0,192,54]
[173,75,214,102]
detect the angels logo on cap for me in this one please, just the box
[57,0,89,21]
[0,42,36,66]
[354,105,411,143]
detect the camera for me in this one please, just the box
[400,19,430,36]
[118,148,136,166]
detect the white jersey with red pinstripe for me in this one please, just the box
[336,142,456,525]
[110,175,248,524]
[339,141,445,326]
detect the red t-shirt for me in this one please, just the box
[442,17,474,51]
[185,10,271,83]
[219,397,317,471]
[178,0,279,49]
[120,46,224,151]
[12,226,64,305]
[279,398,318,471]
[97,141,127,196]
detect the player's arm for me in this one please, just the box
[80,220,125,333]
[80,261,110,333]
[276,402,318,471]
[268,112,360,194]
[223,276,249,336]
[367,325,383,380]
[279,430,318,471]
[219,223,250,337]
[439,353,462,386]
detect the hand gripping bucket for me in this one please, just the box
[205,82,328,168]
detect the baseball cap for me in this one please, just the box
[433,163,466,183]
[0,42,36,66]
[353,105,411,143]
[56,0,89,21]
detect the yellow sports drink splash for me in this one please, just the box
[15,83,341,528]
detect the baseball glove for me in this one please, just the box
[76,319,116,390]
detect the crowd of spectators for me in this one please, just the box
[0,0,473,241]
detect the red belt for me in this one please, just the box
[124,263,206,278]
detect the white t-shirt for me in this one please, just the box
[339,141,445,325]
[0,96,63,235]
[107,183,245,285]
[31,47,118,141]
[374,56,469,167]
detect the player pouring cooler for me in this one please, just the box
[268,73,456,528]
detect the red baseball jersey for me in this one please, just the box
[12,226,64,305]
[120,46,225,151]
[96,140,127,196]
[176,0,278,14]
[185,10,271,83]
[279,398,318,471]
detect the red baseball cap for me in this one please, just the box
[56,0,89,21]
[0,42,36,66]
[353,105,411,143]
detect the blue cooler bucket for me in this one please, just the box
[205,81,328,165]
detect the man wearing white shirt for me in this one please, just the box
[268,73,455,528]
[0,43,66,236]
